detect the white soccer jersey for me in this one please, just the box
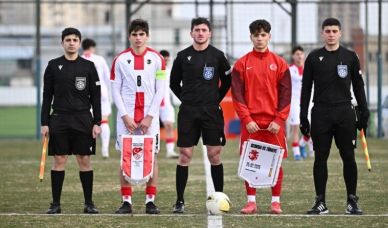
[111,47,166,122]
[160,66,175,123]
[288,64,303,125]
[82,52,112,115]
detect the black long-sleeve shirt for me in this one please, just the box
[170,45,231,106]
[41,55,101,126]
[300,46,368,119]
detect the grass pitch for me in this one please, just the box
[0,137,387,227]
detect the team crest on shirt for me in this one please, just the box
[75,77,86,90]
[337,65,348,78]
[203,66,214,80]
[127,59,131,64]
[147,59,151,64]
[269,64,277,71]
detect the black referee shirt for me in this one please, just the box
[170,45,231,106]
[41,55,101,126]
[300,46,368,119]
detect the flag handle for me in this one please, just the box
[359,129,371,172]
[39,136,48,181]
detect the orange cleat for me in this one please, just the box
[271,202,282,214]
[240,201,257,214]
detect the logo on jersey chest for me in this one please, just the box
[203,66,214,80]
[337,65,348,78]
[75,77,86,90]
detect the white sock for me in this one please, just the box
[292,146,301,156]
[100,123,110,157]
[122,195,132,204]
[145,194,155,204]
[166,142,175,154]
[271,196,280,203]
[247,195,256,202]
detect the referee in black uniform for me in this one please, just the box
[300,18,369,215]
[41,28,101,214]
[170,17,231,213]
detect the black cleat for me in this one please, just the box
[173,201,185,213]
[115,202,132,214]
[307,195,329,215]
[46,202,61,214]
[84,202,99,214]
[346,194,363,215]
[145,202,160,214]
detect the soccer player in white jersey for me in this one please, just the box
[111,19,166,214]
[159,50,179,158]
[288,46,313,160]
[81,39,112,158]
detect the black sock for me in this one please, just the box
[51,170,65,204]
[79,170,93,204]
[211,164,224,192]
[176,165,188,203]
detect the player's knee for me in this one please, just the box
[178,148,192,165]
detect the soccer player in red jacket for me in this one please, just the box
[231,19,291,214]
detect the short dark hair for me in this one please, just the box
[129,19,149,35]
[191,17,211,31]
[82,38,96,50]
[292,45,304,54]
[159,50,170,57]
[321,18,341,30]
[61,27,81,41]
[249,19,271,34]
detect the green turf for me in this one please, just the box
[0,106,36,138]
[0,137,387,227]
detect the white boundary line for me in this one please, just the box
[200,138,223,228]
[0,213,387,217]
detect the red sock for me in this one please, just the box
[271,167,283,196]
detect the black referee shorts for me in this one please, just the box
[48,112,96,156]
[310,103,357,152]
[177,104,226,147]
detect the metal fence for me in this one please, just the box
[0,0,387,138]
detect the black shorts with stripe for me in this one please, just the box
[48,112,96,156]
[177,104,226,147]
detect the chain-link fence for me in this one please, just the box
[0,0,387,138]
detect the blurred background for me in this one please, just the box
[0,0,387,139]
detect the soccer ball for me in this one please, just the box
[206,192,231,215]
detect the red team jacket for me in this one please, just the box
[231,49,291,155]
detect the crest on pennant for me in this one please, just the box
[132,147,143,160]
[203,66,214,80]
[337,65,348,78]
[75,77,86,90]
[248,150,259,161]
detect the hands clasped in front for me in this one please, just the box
[246,121,280,134]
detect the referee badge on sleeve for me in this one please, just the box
[337,65,348,78]
[203,66,214,80]
[75,77,86,90]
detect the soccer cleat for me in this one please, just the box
[346,194,363,215]
[166,151,179,159]
[46,202,61,214]
[145,202,160,214]
[173,201,185,213]
[307,196,329,215]
[294,154,301,161]
[240,201,257,214]
[271,202,282,214]
[84,202,99,214]
[115,202,132,214]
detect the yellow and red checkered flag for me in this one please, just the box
[39,136,48,182]
[359,129,371,172]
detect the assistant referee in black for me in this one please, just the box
[41,28,101,214]
[170,17,231,213]
[300,18,369,215]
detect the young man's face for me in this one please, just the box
[129,29,148,49]
[292,50,305,66]
[321,25,341,47]
[190,23,211,45]
[250,29,271,52]
[61,34,81,55]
